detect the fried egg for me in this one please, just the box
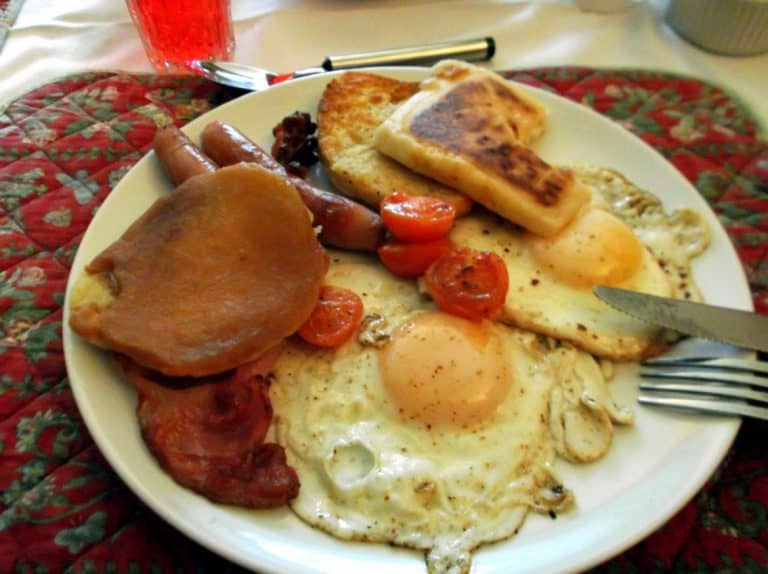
[577,166,710,302]
[269,251,632,574]
[449,167,710,361]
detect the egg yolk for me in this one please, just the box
[526,208,643,288]
[379,312,510,427]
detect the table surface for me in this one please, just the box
[1,1,768,573]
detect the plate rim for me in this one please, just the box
[62,66,745,574]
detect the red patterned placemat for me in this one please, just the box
[0,69,766,573]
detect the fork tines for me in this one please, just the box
[638,355,768,421]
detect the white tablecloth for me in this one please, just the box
[2,0,767,127]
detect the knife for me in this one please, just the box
[190,37,495,92]
[593,286,768,353]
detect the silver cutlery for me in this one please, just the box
[593,287,768,420]
[593,286,768,353]
[638,356,768,421]
[190,37,496,91]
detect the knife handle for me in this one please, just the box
[321,37,495,71]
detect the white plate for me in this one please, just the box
[63,68,749,574]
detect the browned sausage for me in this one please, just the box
[153,125,217,186]
[201,121,384,252]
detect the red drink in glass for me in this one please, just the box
[126,0,234,72]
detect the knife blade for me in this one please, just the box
[191,37,495,92]
[593,286,768,353]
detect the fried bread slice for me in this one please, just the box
[69,163,328,377]
[373,60,591,237]
[317,71,473,215]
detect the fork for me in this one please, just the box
[638,356,768,421]
[191,37,496,92]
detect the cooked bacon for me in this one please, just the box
[115,350,299,508]
[170,443,299,508]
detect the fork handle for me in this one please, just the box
[322,37,495,71]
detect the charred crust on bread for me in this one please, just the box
[317,72,473,214]
[409,82,573,207]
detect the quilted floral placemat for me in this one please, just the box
[0,69,766,573]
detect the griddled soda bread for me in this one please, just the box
[317,71,473,215]
[373,60,591,237]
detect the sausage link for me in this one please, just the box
[153,125,217,186]
[201,121,384,252]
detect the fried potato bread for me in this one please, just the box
[317,71,473,215]
[69,163,328,377]
[373,60,591,237]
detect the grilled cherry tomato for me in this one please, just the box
[377,236,453,277]
[424,247,509,321]
[297,285,364,347]
[380,192,456,242]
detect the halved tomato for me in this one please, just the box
[297,285,364,347]
[380,192,456,242]
[377,236,453,277]
[424,247,509,321]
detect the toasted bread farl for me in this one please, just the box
[317,72,473,215]
[373,60,591,237]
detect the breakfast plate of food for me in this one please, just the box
[63,62,751,574]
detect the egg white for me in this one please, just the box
[577,165,710,302]
[269,251,631,574]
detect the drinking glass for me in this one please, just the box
[126,0,235,72]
